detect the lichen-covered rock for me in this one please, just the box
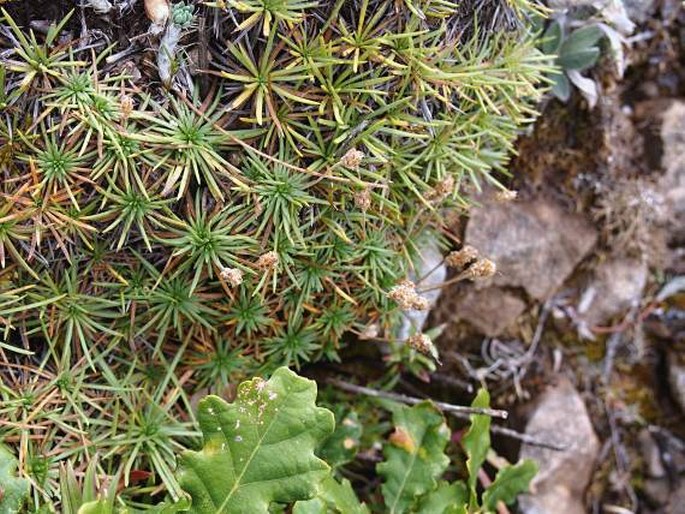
[577,257,648,328]
[661,101,685,175]
[659,101,685,243]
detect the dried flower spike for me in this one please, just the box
[407,334,438,360]
[410,296,430,311]
[465,258,497,280]
[340,148,364,170]
[445,245,479,269]
[425,175,455,202]
[406,333,440,363]
[387,279,430,311]
[354,188,371,212]
[119,95,134,120]
[407,333,432,353]
[388,279,418,310]
[256,251,279,270]
[220,267,243,287]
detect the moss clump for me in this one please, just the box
[0,1,548,502]
[0,2,548,369]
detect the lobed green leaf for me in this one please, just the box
[177,367,335,513]
[377,402,450,514]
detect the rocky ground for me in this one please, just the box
[425,1,685,512]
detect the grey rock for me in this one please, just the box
[639,429,666,479]
[659,101,685,239]
[661,102,685,173]
[453,287,526,337]
[642,477,671,507]
[578,257,648,327]
[519,379,600,514]
[667,351,685,413]
[667,480,685,514]
[465,199,597,301]
[623,0,657,23]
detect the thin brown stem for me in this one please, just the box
[328,378,508,419]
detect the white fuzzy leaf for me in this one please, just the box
[567,69,598,109]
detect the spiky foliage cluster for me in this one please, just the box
[0,0,548,508]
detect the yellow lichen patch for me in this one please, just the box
[204,440,223,456]
[343,437,357,450]
[389,427,416,453]
[342,417,358,427]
